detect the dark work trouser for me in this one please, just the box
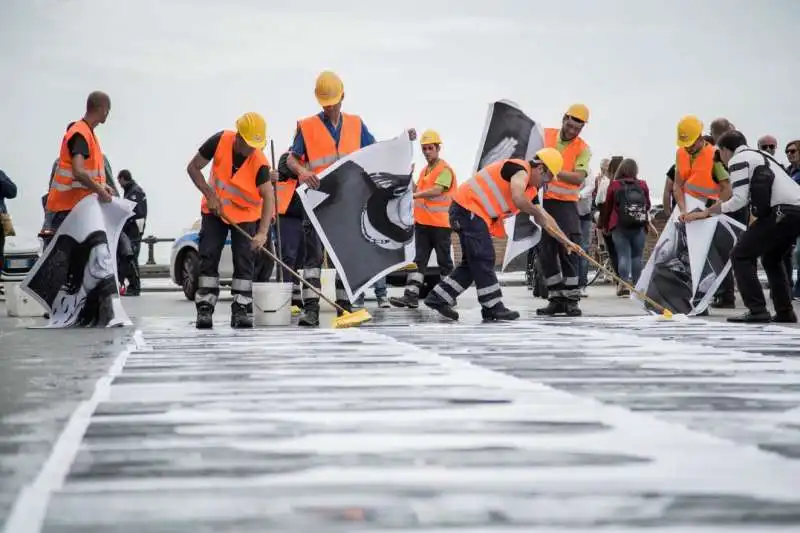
[427,203,503,309]
[540,199,582,302]
[195,213,257,311]
[253,227,276,283]
[302,216,348,311]
[731,207,800,316]
[404,224,453,299]
[0,229,4,279]
[716,206,749,303]
[277,216,305,305]
[41,211,71,250]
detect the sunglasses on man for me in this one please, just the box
[760,144,776,151]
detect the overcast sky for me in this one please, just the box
[1,0,797,258]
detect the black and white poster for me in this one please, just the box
[502,212,542,272]
[634,195,746,316]
[297,133,415,301]
[21,195,134,328]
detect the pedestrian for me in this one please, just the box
[424,149,579,321]
[0,169,18,282]
[674,115,733,315]
[186,112,276,329]
[390,129,456,309]
[537,103,593,317]
[44,91,115,248]
[577,163,596,296]
[597,156,623,280]
[785,140,800,299]
[285,70,415,326]
[599,158,651,294]
[117,169,147,296]
[757,135,778,156]
[684,130,800,323]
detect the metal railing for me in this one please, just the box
[141,236,175,265]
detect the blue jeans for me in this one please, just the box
[611,226,646,284]
[355,277,387,305]
[578,217,593,286]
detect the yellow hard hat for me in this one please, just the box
[566,103,590,123]
[235,112,267,149]
[677,115,703,147]
[315,70,344,107]
[534,147,564,177]
[420,129,442,145]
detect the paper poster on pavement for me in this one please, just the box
[21,195,135,328]
[297,133,415,301]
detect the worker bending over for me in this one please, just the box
[186,112,275,329]
[390,129,456,308]
[424,148,579,321]
[537,103,592,317]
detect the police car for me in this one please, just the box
[1,229,41,283]
[170,219,234,301]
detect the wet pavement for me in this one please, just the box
[1,284,800,531]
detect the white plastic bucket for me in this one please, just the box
[4,282,45,317]
[319,268,337,312]
[252,282,292,326]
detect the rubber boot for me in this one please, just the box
[481,305,520,322]
[564,301,582,317]
[230,302,253,329]
[423,294,459,321]
[389,293,419,309]
[196,303,213,329]
[298,307,320,327]
[537,300,566,316]
[727,310,771,323]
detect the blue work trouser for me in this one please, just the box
[302,216,349,311]
[427,203,503,309]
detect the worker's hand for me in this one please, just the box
[681,211,706,222]
[96,186,113,203]
[298,168,320,189]
[269,169,280,183]
[251,230,268,250]
[407,128,417,141]
[480,137,517,169]
[205,191,222,215]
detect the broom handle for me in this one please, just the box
[573,242,670,315]
[221,213,348,315]
[269,140,283,283]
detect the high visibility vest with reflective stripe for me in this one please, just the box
[677,143,719,200]
[201,130,265,223]
[414,159,458,228]
[275,179,297,216]
[453,158,537,238]
[46,120,106,212]
[542,127,587,202]
[298,113,362,174]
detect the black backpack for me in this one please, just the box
[615,179,648,227]
[744,150,776,219]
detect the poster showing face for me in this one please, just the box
[297,133,415,301]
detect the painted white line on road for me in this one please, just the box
[2,329,147,533]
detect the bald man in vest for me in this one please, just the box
[536,103,592,317]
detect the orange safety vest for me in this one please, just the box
[200,130,265,223]
[275,180,297,216]
[414,159,458,228]
[298,113,362,174]
[453,158,537,238]
[676,143,719,200]
[46,120,106,212]
[542,127,587,202]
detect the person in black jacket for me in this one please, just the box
[117,170,147,295]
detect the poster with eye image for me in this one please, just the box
[296,133,415,301]
[21,195,135,328]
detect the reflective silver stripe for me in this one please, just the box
[476,283,501,296]
[428,194,449,202]
[233,293,253,305]
[51,181,88,191]
[304,268,321,279]
[415,203,451,213]
[308,154,339,170]
[195,293,217,305]
[478,169,511,214]
[563,276,579,287]
[302,288,319,299]
[686,182,719,196]
[214,177,261,207]
[545,273,563,286]
[443,276,466,294]
[481,297,502,308]
[468,180,499,218]
[54,168,104,179]
[545,184,579,198]
[231,278,252,291]
[433,284,455,304]
[199,276,219,288]
[408,272,424,284]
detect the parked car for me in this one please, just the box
[170,218,454,301]
[1,228,40,283]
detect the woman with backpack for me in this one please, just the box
[599,158,651,296]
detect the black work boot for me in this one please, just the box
[423,295,459,321]
[298,307,320,327]
[564,301,582,317]
[537,300,566,316]
[711,296,735,309]
[481,304,520,322]
[772,309,798,323]
[230,303,253,329]
[389,293,419,309]
[196,303,214,329]
[336,300,352,317]
[727,310,771,323]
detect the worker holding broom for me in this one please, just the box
[186,112,276,329]
[424,148,580,321]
